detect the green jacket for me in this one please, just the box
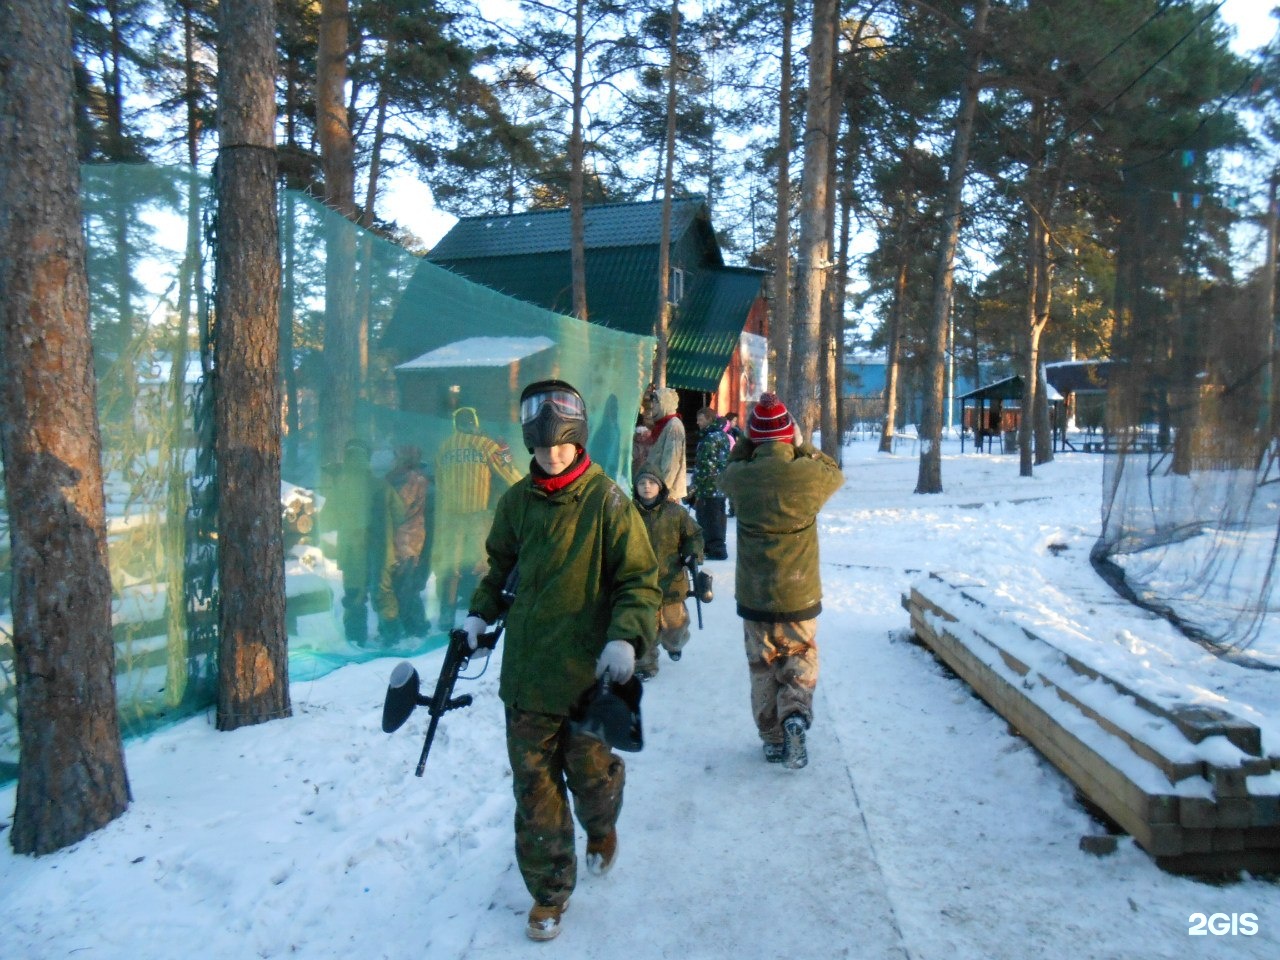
[471,461,661,716]
[635,494,704,603]
[716,439,843,622]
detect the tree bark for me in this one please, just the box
[770,0,794,398]
[789,0,838,435]
[214,0,290,731]
[569,0,589,321]
[915,0,989,494]
[654,0,680,388]
[318,0,359,469]
[1,0,130,855]
[879,248,909,452]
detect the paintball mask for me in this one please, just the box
[519,380,588,452]
[569,673,644,752]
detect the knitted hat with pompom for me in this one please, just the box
[748,393,794,443]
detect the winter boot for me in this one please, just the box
[762,741,785,763]
[782,714,808,770]
[585,828,618,876]
[526,899,569,941]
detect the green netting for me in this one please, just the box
[0,162,655,781]
[1091,185,1279,659]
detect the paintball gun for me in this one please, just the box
[684,555,713,629]
[381,569,517,776]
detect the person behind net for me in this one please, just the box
[431,406,522,630]
[375,444,430,642]
[461,379,660,942]
[631,462,704,680]
[321,438,377,646]
[691,406,732,560]
[716,393,843,770]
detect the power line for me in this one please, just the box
[1060,0,1227,146]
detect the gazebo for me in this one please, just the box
[958,376,1023,453]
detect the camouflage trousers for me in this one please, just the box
[506,705,625,907]
[636,600,690,674]
[742,618,819,745]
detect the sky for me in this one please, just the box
[3,437,1277,959]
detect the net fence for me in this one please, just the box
[1091,181,1279,664]
[0,163,655,780]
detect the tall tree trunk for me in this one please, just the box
[317,0,359,468]
[915,0,989,494]
[569,0,589,321]
[214,0,290,731]
[1,0,130,855]
[654,0,680,389]
[1266,172,1279,448]
[879,247,909,452]
[819,26,844,460]
[770,0,794,398]
[789,0,838,435]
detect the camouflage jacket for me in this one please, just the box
[690,420,731,498]
[470,461,661,716]
[717,439,843,621]
[634,491,704,602]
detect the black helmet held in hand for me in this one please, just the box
[519,379,588,452]
[569,673,643,752]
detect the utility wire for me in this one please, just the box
[1059,0,1227,147]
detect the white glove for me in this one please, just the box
[462,615,490,658]
[595,640,636,684]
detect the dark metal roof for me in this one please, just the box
[429,197,712,261]
[1043,360,1114,393]
[959,375,1025,402]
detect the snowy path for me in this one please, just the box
[455,556,909,958]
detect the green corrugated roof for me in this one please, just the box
[667,268,764,391]
[387,200,763,388]
[430,198,712,261]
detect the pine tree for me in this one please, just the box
[1,0,131,855]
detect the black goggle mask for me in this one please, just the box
[520,390,586,425]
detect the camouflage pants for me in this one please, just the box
[506,706,625,907]
[743,618,819,745]
[636,600,690,674]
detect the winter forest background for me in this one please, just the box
[2,0,1280,879]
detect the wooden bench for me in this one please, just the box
[902,572,1280,875]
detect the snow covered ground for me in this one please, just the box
[2,439,1278,959]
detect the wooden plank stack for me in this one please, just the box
[902,572,1280,875]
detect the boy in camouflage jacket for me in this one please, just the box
[463,380,660,942]
[717,393,843,770]
[632,463,704,679]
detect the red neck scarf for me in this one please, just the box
[652,413,679,433]
[531,449,591,494]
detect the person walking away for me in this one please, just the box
[716,393,843,770]
[321,438,377,646]
[691,406,731,560]
[645,386,687,501]
[461,379,660,941]
[376,445,430,641]
[432,407,522,629]
[631,463,704,679]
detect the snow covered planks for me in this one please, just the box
[901,572,1280,875]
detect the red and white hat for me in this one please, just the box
[748,393,794,443]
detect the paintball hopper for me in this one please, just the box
[692,570,713,604]
[382,661,427,733]
[570,674,644,752]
